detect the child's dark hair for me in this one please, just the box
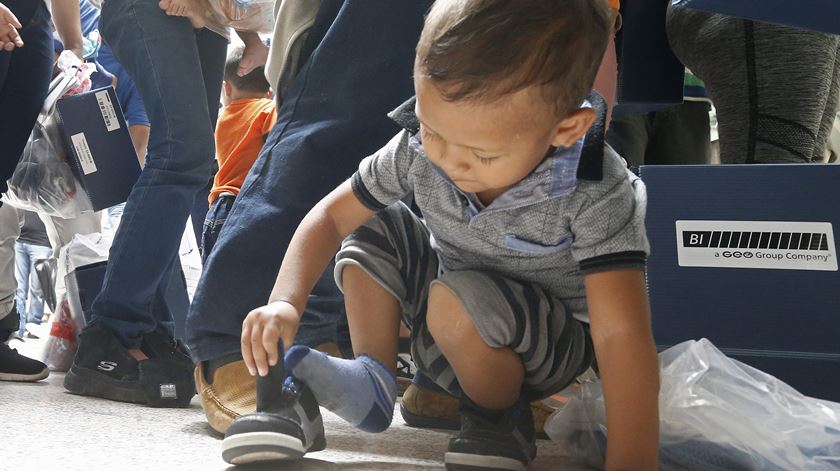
[416,0,612,118]
[224,47,271,94]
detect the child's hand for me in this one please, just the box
[0,2,24,51]
[241,300,300,376]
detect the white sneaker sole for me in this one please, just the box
[444,451,526,470]
[0,369,50,382]
[222,431,306,465]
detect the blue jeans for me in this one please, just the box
[186,0,433,362]
[0,0,52,196]
[91,0,226,348]
[200,193,235,263]
[14,242,52,333]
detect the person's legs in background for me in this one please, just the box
[0,204,49,381]
[63,0,226,405]
[667,5,840,164]
[186,0,433,433]
[0,205,22,340]
[0,0,55,382]
[23,243,52,327]
[13,241,31,335]
[606,100,712,167]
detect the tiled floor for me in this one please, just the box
[1,340,593,471]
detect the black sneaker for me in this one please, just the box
[222,345,326,465]
[0,307,19,340]
[0,343,50,382]
[64,322,194,407]
[444,396,537,471]
[141,330,193,368]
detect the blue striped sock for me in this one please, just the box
[285,345,397,433]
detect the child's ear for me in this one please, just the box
[222,80,232,98]
[550,107,597,148]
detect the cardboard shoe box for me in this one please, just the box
[56,87,141,211]
[641,164,840,401]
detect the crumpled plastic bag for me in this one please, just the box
[207,0,274,33]
[545,339,840,470]
[2,54,97,218]
[38,233,111,371]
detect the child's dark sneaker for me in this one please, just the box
[222,346,326,465]
[64,322,195,407]
[0,343,50,382]
[401,373,557,439]
[444,396,537,471]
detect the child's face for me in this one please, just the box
[414,74,590,201]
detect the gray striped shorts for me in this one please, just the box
[334,203,594,400]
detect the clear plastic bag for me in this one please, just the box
[2,56,96,218]
[38,294,83,372]
[208,0,274,33]
[545,339,840,470]
[38,232,111,371]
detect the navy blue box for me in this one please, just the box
[641,164,840,401]
[56,87,140,211]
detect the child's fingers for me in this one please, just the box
[262,325,280,367]
[240,321,257,376]
[250,322,270,376]
[280,330,295,353]
[4,10,22,29]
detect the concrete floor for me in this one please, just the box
[1,339,593,471]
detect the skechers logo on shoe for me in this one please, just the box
[160,384,177,399]
[97,361,118,372]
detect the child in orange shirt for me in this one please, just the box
[201,47,277,261]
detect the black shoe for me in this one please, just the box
[222,345,326,465]
[0,343,50,382]
[141,330,193,368]
[445,396,537,471]
[0,307,19,341]
[64,322,194,407]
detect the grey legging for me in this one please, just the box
[667,5,840,164]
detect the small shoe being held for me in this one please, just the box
[63,322,194,407]
[222,344,326,465]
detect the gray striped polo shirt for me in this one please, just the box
[350,93,649,323]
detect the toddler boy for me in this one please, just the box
[234,1,660,469]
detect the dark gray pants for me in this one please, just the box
[667,5,840,164]
[607,101,712,167]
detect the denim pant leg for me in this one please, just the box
[14,242,30,333]
[0,0,52,195]
[92,0,225,348]
[186,0,434,362]
[25,244,52,325]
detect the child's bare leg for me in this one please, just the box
[158,0,206,29]
[236,31,269,77]
[285,265,401,432]
[343,265,401,369]
[426,283,524,409]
